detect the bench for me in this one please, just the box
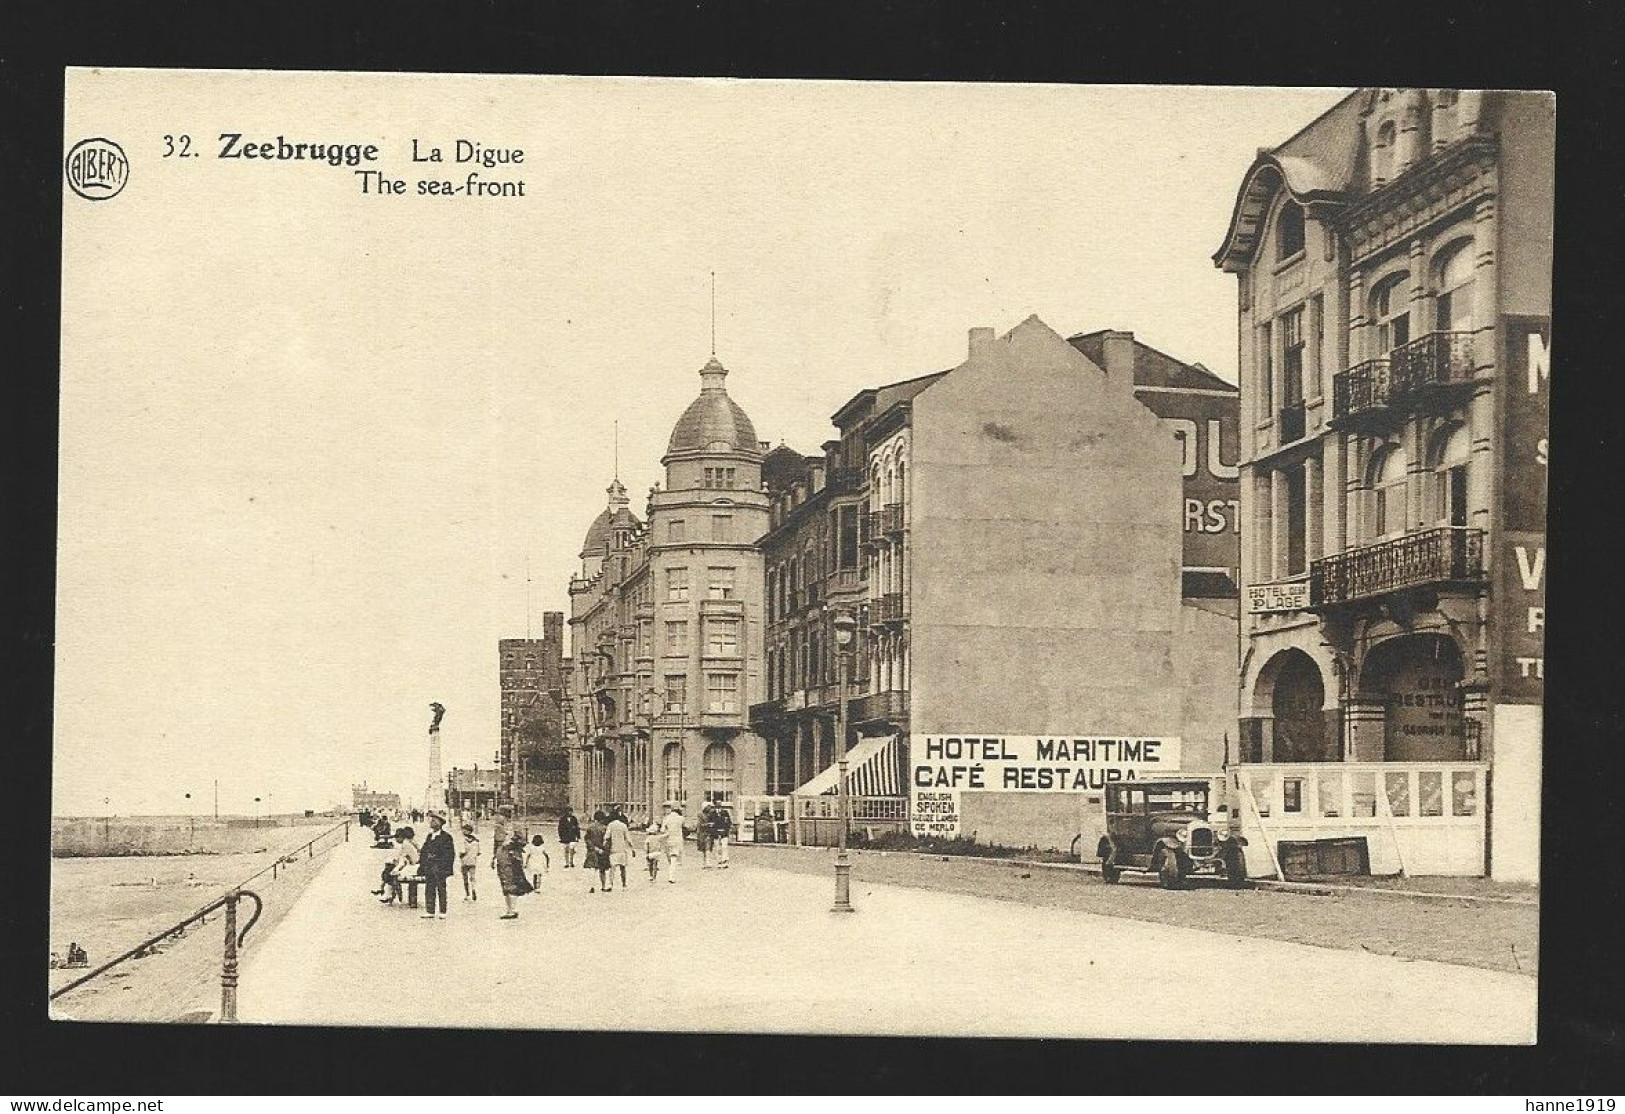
[378,872,426,908]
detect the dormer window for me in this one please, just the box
[1276,201,1305,260]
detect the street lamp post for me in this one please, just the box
[831,610,857,913]
[184,792,194,844]
[253,796,262,828]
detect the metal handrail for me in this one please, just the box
[50,819,350,1021]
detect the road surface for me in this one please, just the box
[238,835,1535,1041]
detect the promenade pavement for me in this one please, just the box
[238,834,1536,1041]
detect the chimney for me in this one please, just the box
[968,326,995,361]
[1101,330,1136,382]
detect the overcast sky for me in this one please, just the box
[56,72,1347,815]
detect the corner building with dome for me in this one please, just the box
[567,356,771,824]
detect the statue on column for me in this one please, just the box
[429,702,446,732]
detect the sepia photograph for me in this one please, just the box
[49,71,1550,1044]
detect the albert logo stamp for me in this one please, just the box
[64,137,129,201]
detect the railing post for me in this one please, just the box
[220,891,240,1023]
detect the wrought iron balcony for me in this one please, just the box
[828,567,865,594]
[1391,330,1476,393]
[1331,332,1477,431]
[748,698,786,727]
[879,503,905,535]
[1331,358,1391,429]
[851,689,909,725]
[869,592,906,624]
[1278,400,1306,444]
[1310,526,1485,608]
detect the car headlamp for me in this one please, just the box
[1176,828,1189,842]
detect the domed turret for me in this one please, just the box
[665,356,760,456]
[579,478,641,559]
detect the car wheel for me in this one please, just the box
[1222,846,1249,888]
[1157,849,1184,890]
[1100,854,1121,884]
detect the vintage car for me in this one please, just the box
[1096,778,1248,889]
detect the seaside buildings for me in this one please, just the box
[445,765,501,817]
[1214,88,1552,879]
[350,782,401,815]
[752,317,1240,852]
[568,358,771,823]
[498,616,570,816]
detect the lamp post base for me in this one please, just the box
[831,851,855,913]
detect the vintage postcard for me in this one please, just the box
[52,70,1550,1041]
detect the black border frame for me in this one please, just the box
[6,0,1622,1095]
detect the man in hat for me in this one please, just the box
[660,801,686,884]
[418,811,457,919]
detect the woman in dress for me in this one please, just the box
[494,830,532,919]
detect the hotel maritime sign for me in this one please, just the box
[910,735,1181,838]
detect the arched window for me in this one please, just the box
[662,742,683,804]
[1372,120,1396,186]
[1370,273,1411,356]
[702,742,735,805]
[1429,424,1471,528]
[1276,200,1306,260]
[897,458,907,515]
[1433,240,1475,333]
[1370,444,1409,539]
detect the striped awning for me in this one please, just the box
[792,735,903,797]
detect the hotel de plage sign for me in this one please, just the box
[910,735,1181,838]
[1247,579,1311,614]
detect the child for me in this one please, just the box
[459,823,481,902]
[523,833,551,890]
[644,819,666,882]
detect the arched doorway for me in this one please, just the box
[1260,649,1331,762]
[1362,634,1466,761]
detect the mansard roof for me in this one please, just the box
[1213,89,1365,271]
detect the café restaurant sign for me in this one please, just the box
[1247,579,1311,614]
[910,735,1181,838]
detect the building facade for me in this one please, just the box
[751,317,1241,852]
[568,357,772,823]
[498,616,569,817]
[446,765,501,817]
[1214,88,1552,879]
[351,783,401,815]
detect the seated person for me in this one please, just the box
[375,828,420,903]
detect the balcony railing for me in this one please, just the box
[851,689,909,725]
[870,592,905,624]
[1332,358,1390,426]
[1331,332,1476,429]
[879,503,905,535]
[829,567,865,594]
[1391,330,1476,392]
[1310,526,1484,608]
[1278,400,1306,444]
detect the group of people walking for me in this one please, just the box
[369,799,739,921]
